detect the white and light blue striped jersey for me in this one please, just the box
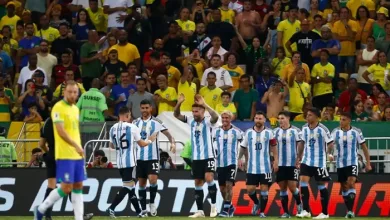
[213,126,243,167]
[109,121,141,169]
[301,123,333,168]
[332,126,365,168]
[133,117,167,161]
[241,127,276,174]
[184,115,216,160]
[274,126,302,167]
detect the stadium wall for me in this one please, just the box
[0,169,389,217]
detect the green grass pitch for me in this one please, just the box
[1,217,388,220]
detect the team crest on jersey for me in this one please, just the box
[213,95,217,100]
[343,135,347,141]
[165,94,170,99]
[296,28,299,32]
[53,112,60,120]
[64,173,70,182]
[223,134,228,139]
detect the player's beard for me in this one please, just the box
[255,122,263,129]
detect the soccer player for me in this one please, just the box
[133,99,176,217]
[213,111,243,217]
[331,112,372,218]
[106,106,157,218]
[296,107,334,219]
[274,111,302,218]
[174,94,219,218]
[34,81,86,220]
[238,111,279,218]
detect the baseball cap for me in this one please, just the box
[6,2,15,8]
[53,4,62,11]
[108,48,118,54]
[94,150,105,157]
[377,7,389,17]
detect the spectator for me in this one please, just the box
[372,7,387,41]
[183,49,208,82]
[23,102,43,122]
[0,75,14,122]
[36,15,60,44]
[376,23,390,64]
[176,7,196,37]
[364,98,374,118]
[143,39,164,69]
[20,10,37,33]
[199,71,222,110]
[311,49,335,110]
[215,91,237,120]
[363,51,390,94]
[32,70,52,119]
[222,52,244,93]
[254,63,277,113]
[229,0,243,14]
[69,0,103,13]
[285,19,321,70]
[287,67,311,120]
[355,6,374,50]
[51,51,82,89]
[261,79,288,119]
[87,149,114,168]
[177,62,197,111]
[321,103,340,121]
[53,69,86,100]
[332,7,358,74]
[277,5,300,58]
[271,47,291,78]
[17,54,47,94]
[46,3,69,30]
[102,49,126,80]
[110,30,141,68]
[27,147,44,168]
[14,20,25,42]
[111,71,136,116]
[334,78,347,104]
[37,40,57,86]
[87,0,107,33]
[326,11,340,29]
[0,127,16,167]
[163,21,183,68]
[1,25,18,59]
[144,51,168,93]
[80,30,102,90]
[373,92,388,120]
[206,35,228,62]
[312,14,323,36]
[382,105,390,121]
[24,0,48,24]
[234,74,259,121]
[154,74,177,115]
[339,78,368,112]
[346,0,375,19]
[206,9,236,50]
[100,72,116,115]
[261,0,282,59]
[127,78,155,119]
[298,8,310,22]
[72,8,96,47]
[281,51,310,83]
[191,0,209,24]
[0,39,13,77]
[308,0,323,21]
[351,100,369,121]
[102,34,118,59]
[160,150,177,170]
[356,36,378,94]
[162,52,181,89]
[187,22,211,58]
[103,0,134,30]
[201,54,232,90]
[293,102,313,121]
[253,0,269,19]
[0,2,20,34]
[217,0,236,24]
[236,31,267,75]
[51,23,77,62]
[18,22,41,69]
[235,0,262,48]
[17,79,45,121]
[370,83,389,105]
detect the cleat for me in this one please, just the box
[297,204,303,215]
[296,210,311,218]
[189,210,205,218]
[345,211,355,218]
[313,213,329,219]
[210,204,218,217]
[150,203,157,216]
[251,204,260,216]
[138,210,148,218]
[259,212,267,218]
[218,211,229,217]
[84,213,94,220]
[280,213,291,218]
[106,208,116,218]
[34,206,44,220]
[228,205,236,217]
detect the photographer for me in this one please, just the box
[26,148,45,168]
[160,149,176,170]
[87,150,113,168]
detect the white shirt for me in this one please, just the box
[213,126,243,167]
[37,53,57,86]
[298,0,310,11]
[201,67,233,88]
[18,67,47,93]
[274,126,302,167]
[228,1,243,13]
[104,0,134,28]
[71,0,102,8]
[206,47,228,62]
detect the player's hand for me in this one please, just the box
[238,160,246,171]
[178,93,185,104]
[273,161,279,172]
[194,94,205,106]
[148,132,158,142]
[295,159,301,169]
[170,142,176,153]
[327,154,334,162]
[365,163,372,172]
[76,146,84,157]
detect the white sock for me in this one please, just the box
[71,190,84,220]
[38,188,66,213]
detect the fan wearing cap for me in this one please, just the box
[0,127,17,168]
[46,2,69,29]
[0,2,21,34]
[372,7,388,41]
[21,10,38,35]
[87,149,114,168]
[277,5,301,58]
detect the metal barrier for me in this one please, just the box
[0,139,40,167]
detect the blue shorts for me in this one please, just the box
[56,159,87,184]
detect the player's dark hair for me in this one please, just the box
[136,77,147,84]
[207,71,216,78]
[320,49,330,56]
[307,107,321,118]
[240,74,251,81]
[340,111,352,119]
[326,103,336,109]
[119,106,130,115]
[32,148,42,154]
[278,111,290,118]
[192,103,206,109]
[24,79,35,91]
[298,8,309,17]
[313,14,323,20]
[255,111,266,117]
[140,99,152,106]
[221,91,231,98]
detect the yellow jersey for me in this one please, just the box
[178,80,197,111]
[288,81,311,113]
[0,15,20,33]
[36,27,60,43]
[215,103,237,115]
[222,65,244,92]
[277,19,301,57]
[54,83,86,98]
[311,62,335,97]
[199,86,223,110]
[281,63,311,83]
[272,57,291,77]
[312,28,321,36]
[219,8,235,24]
[176,19,195,32]
[366,63,390,90]
[110,43,140,65]
[154,87,177,114]
[332,20,358,56]
[52,100,82,160]
[167,65,181,90]
[323,9,333,22]
[373,105,385,118]
[356,18,375,44]
[2,39,18,57]
[347,0,375,19]
[87,7,108,33]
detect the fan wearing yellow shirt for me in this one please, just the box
[277,6,301,57]
[87,0,108,33]
[1,26,18,57]
[363,51,390,91]
[219,0,235,24]
[36,15,60,44]
[321,104,340,121]
[110,30,141,67]
[199,71,223,110]
[0,2,20,33]
[162,52,181,90]
[222,53,244,93]
[293,102,313,121]
[176,8,196,35]
[311,50,335,110]
[178,61,197,111]
[308,0,323,22]
[347,0,375,19]
[34,81,86,220]
[215,91,237,120]
[154,75,178,115]
[287,67,311,119]
[272,47,291,77]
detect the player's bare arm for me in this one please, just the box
[54,122,83,156]
[238,147,248,171]
[39,138,49,153]
[195,94,219,124]
[162,130,176,153]
[271,142,279,172]
[174,93,186,122]
[295,141,304,167]
[137,132,158,147]
[360,142,372,172]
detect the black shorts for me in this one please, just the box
[300,163,331,182]
[276,166,299,182]
[246,173,273,186]
[43,153,56,179]
[337,165,358,183]
[192,158,216,180]
[119,167,136,182]
[217,165,237,186]
[136,160,160,179]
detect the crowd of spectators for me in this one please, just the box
[0,0,388,126]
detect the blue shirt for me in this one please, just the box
[0,51,13,74]
[22,94,37,116]
[112,84,136,115]
[72,24,95,41]
[18,36,41,67]
[311,39,341,72]
[255,76,277,113]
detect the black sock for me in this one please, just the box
[260,191,268,213]
[128,188,141,213]
[110,187,130,210]
[249,191,259,205]
[223,201,231,212]
[208,182,217,204]
[138,188,147,211]
[343,193,349,210]
[44,188,54,217]
[300,186,310,212]
[280,191,289,214]
[292,189,301,205]
[346,190,356,212]
[195,188,204,211]
[319,188,329,215]
[149,184,158,204]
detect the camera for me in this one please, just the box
[100,156,108,164]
